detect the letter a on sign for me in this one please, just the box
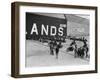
[30,23,38,35]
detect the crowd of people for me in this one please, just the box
[67,37,89,58]
[40,36,89,59]
[48,36,89,59]
[48,40,62,59]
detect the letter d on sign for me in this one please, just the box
[50,26,56,36]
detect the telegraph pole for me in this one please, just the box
[64,14,68,38]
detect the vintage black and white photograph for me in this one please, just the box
[25,13,90,67]
[11,2,97,78]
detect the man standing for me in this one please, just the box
[55,41,62,59]
[70,40,77,58]
[49,40,54,55]
[82,39,89,58]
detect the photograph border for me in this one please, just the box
[11,2,98,78]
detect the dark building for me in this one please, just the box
[26,13,67,41]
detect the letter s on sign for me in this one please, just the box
[58,27,63,36]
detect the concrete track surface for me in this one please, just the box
[25,40,89,67]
